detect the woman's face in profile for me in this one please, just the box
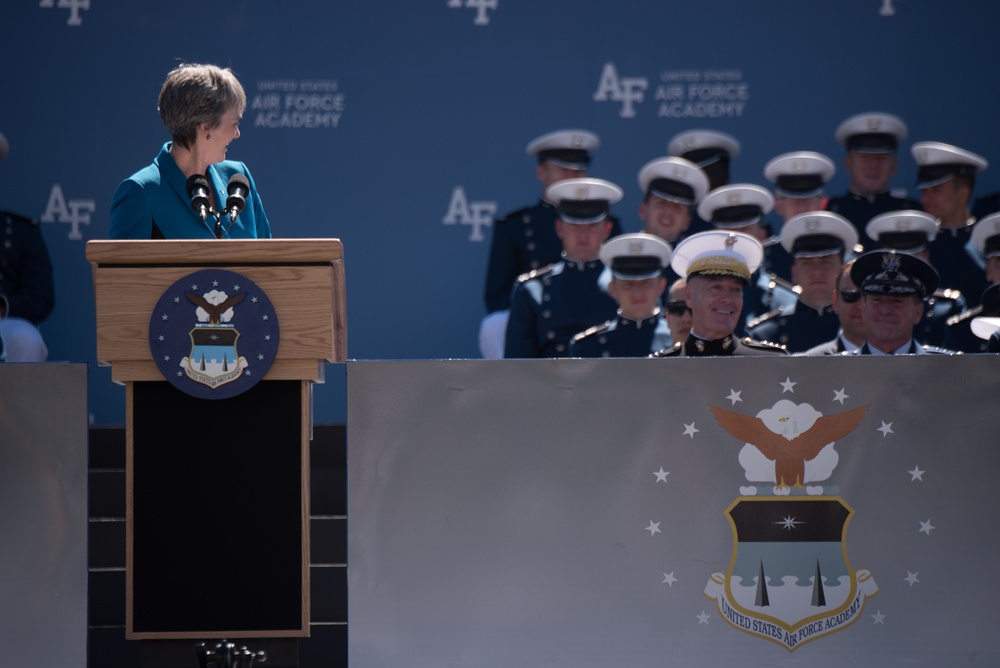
[202,109,242,163]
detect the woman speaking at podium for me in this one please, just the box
[109,63,271,240]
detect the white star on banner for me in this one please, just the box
[645,521,661,536]
[727,389,742,405]
[833,388,849,404]
[871,610,886,625]
[683,423,699,438]
[780,377,797,393]
[662,572,677,586]
[161,313,168,321]
[696,611,711,625]
[190,284,198,291]
[909,466,925,482]
[919,519,934,536]
[233,284,241,292]
[653,468,670,483]
[212,280,219,287]
[173,296,180,303]
[878,421,894,437]
[904,571,920,586]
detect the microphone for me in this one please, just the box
[225,174,250,223]
[186,174,211,222]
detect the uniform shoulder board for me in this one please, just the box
[761,235,781,248]
[933,287,962,302]
[649,342,683,357]
[947,305,981,327]
[515,263,556,284]
[921,345,961,355]
[572,321,612,343]
[742,337,788,353]
[746,307,784,330]
[767,274,798,294]
[0,210,38,226]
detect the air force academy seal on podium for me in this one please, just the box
[149,269,279,400]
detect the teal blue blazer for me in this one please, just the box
[110,142,271,239]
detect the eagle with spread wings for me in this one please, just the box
[710,403,869,489]
[185,291,246,324]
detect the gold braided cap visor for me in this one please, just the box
[687,254,751,283]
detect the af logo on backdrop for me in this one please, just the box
[446,0,498,25]
[149,269,279,400]
[442,186,497,241]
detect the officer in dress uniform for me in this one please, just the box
[801,259,867,356]
[569,233,673,358]
[651,230,787,357]
[912,141,989,307]
[0,131,55,362]
[863,209,964,348]
[846,250,956,355]
[762,151,837,284]
[944,213,1000,352]
[826,111,921,252]
[747,211,857,353]
[696,184,797,334]
[635,156,709,292]
[504,178,622,358]
[667,129,740,237]
[480,129,622,358]
[969,284,1000,352]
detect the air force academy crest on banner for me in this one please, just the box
[149,269,279,400]
[702,396,878,650]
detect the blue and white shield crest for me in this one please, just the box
[149,269,279,400]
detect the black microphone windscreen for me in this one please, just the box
[186,174,210,198]
[227,174,250,193]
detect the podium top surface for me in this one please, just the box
[85,238,344,266]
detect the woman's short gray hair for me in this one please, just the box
[158,63,247,149]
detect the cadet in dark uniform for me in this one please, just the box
[747,211,857,353]
[944,214,1000,352]
[863,209,964,348]
[635,156,709,291]
[970,284,1000,352]
[696,184,797,333]
[569,233,673,358]
[847,250,956,355]
[912,141,989,307]
[651,230,787,357]
[504,178,621,358]
[667,129,740,237]
[480,129,622,358]
[826,112,921,252]
[0,131,55,362]
[762,150,837,283]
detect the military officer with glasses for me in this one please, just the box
[801,259,867,355]
[846,250,957,355]
[663,278,692,345]
[651,230,787,357]
[569,233,673,358]
[747,211,858,353]
[504,178,621,358]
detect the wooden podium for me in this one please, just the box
[86,239,346,641]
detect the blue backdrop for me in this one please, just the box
[2,1,998,424]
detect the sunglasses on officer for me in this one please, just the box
[839,289,861,304]
[665,300,692,316]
